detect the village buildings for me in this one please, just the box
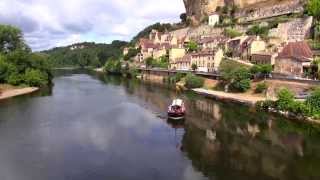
[274,41,314,78]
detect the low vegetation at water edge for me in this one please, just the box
[256,87,320,120]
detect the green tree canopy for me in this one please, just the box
[307,0,320,21]
[0,25,28,53]
[187,41,198,53]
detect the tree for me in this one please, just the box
[306,87,320,114]
[246,25,269,37]
[187,41,198,52]
[191,63,198,71]
[224,28,242,38]
[185,73,204,89]
[180,13,187,23]
[0,24,28,53]
[307,0,320,22]
[276,88,295,111]
[145,57,154,68]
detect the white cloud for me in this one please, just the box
[0,0,185,51]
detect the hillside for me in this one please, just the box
[43,41,128,68]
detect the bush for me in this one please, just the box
[24,69,48,87]
[6,73,24,86]
[306,87,320,114]
[255,82,268,93]
[276,88,295,111]
[224,28,242,38]
[104,59,122,74]
[289,101,310,116]
[185,73,204,89]
[232,79,251,92]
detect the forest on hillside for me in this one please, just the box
[43,41,128,68]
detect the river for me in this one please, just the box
[0,70,319,180]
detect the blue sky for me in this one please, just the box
[0,0,185,51]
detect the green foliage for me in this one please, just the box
[0,24,28,53]
[191,63,198,71]
[185,73,204,89]
[124,48,140,61]
[220,61,252,92]
[187,41,198,52]
[104,59,122,74]
[43,41,128,68]
[250,64,273,77]
[231,71,251,92]
[224,28,242,38]
[246,25,269,37]
[180,13,187,23]
[307,0,320,21]
[276,88,295,111]
[255,82,268,93]
[131,23,178,44]
[145,57,154,68]
[24,69,48,87]
[145,56,169,69]
[0,25,52,87]
[166,72,186,84]
[306,87,320,115]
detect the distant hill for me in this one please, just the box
[43,40,128,68]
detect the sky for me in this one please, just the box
[0,0,185,51]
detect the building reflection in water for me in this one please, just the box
[99,74,320,180]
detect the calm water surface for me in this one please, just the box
[0,70,319,180]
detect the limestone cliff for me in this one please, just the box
[183,0,287,25]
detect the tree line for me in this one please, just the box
[0,25,52,87]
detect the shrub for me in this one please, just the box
[306,87,320,114]
[289,101,310,116]
[185,73,204,89]
[232,79,251,92]
[24,69,48,87]
[255,82,268,93]
[6,73,24,86]
[224,28,242,38]
[276,88,295,111]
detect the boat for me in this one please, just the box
[167,99,186,120]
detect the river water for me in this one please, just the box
[0,70,319,180]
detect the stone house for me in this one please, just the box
[208,13,219,26]
[274,41,313,78]
[191,49,224,72]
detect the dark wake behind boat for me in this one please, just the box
[167,99,186,120]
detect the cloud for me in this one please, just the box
[0,0,185,51]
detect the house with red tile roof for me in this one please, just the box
[274,41,314,77]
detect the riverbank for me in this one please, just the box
[0,85,39,100]
[193,88,269,106]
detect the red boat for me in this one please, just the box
[167,99,186,120]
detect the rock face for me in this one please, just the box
[183,0,225,25]
[183,0,286,25]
